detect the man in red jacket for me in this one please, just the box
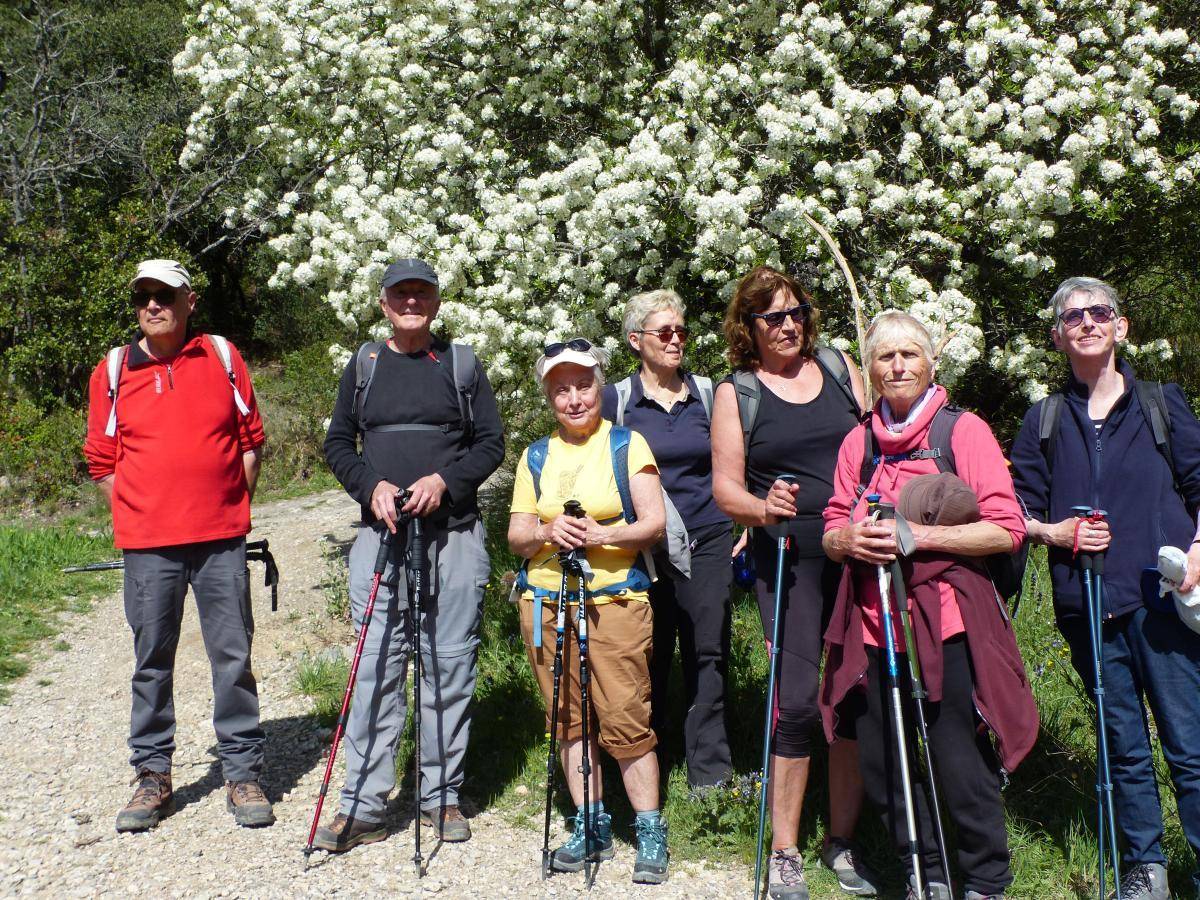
[84,259,272,833]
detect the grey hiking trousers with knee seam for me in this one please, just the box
[123,536,265,783]
[339,518,489,823]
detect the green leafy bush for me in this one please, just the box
[0,394,89,507]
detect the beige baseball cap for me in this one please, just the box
[130,259,191,290]
[535,339,606,383]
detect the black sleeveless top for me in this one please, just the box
[725,364,860,554]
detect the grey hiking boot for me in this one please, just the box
[1110,863,1169,900]
[965,893,1005,899]
[906,876,952,899]
[115,768,173,832]
[768,848,809,899]
[225,780,275,827]
[549,811,614,872]
[311,813,387,852]
[420,804,471,842]
[632,816,669,884]
[821,837,880,896]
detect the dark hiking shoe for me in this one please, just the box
[821,837,880,896]
[550,811,614,872]
[115,768,173,832]
[768,848,809,899]
[965,893,1005,899]
[1110,863,1169,900]
[632,816,669,884]
[906,876,952,900]
[311,813,387,852]
[225,781,275,827]
[420,804,471,842]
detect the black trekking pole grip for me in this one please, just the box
[373,528,395,573]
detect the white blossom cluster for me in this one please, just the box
[175,0,1200,393]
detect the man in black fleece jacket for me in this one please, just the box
[1012,276,1200,900]
[315,258,504,852]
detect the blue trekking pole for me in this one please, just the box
[754,475,796,900]
[1072,506,1121,900]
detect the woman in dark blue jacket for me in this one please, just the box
[1011,276,1200,900]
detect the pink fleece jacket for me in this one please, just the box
[822,385,1027,646]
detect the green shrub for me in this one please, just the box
[0,394,89,507]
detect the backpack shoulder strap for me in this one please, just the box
[608,425,636,524]
[527,436,551,500]
[207,334,251,416]
[927,405,964,475]
[1134,380,1178,486]
[733,370,760,457]
[814,344,861,416]
[450,343,478,440]
[691,375,714,421]
[613,376,634,426]
[856,416,876,498]
[1037,393,1066,474]
[103,345,130,437]
[353,341,386,429]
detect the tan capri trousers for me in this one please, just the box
[519,598,657,760]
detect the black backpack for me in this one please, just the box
[856,405,1029,601]
[352,341,477,439]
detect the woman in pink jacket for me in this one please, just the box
[820,311,1037,900]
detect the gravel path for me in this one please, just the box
[0,490,751,898]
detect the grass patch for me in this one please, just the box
[295,516,1194,896]
[0,523,119,695]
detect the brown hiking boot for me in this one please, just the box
[311,813,387,852]
[420,804,471,842]
[226,780,275,827]
[115,768,173,832]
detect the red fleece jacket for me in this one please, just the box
[83,334,265,550]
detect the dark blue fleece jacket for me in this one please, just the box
[1010,359,1200,624]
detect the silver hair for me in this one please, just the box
[863,310,936,368]
[621,289,686,356]
[1050,276,1121,331]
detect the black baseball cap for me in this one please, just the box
[382,258,438,289]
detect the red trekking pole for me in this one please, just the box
[303,493,409,863]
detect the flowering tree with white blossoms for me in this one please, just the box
[175,0,1200,404]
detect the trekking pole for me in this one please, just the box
[541,563,571,880]
[1072,506,1121,900]
[867,495,925,897]
[754,474,796,900]
[408,514,427,878]
[303,492,410,864]
[877,502,951,895]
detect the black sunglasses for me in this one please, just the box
[1058,305,1116,328]
[751,304,810,328]
[543,338,593,357]
[130,288,179,308]
[635,326,689,342]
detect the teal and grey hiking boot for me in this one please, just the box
[820,837,879,896]
[632,816,669,884]
[1110,863,1169,900]
[549,811,614,872]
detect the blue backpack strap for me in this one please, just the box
[609,425,636,524]
[527,436,550,501]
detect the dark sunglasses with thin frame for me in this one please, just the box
[543,338,593,357]
[130,288,179,308]
[751,304,810,328]
[1058,305,1116,328]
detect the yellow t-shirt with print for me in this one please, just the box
[510,419,658,604]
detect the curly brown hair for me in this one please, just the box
[722,266,821,370]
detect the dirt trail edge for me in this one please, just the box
[0,489,747,898]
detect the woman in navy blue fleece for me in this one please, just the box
[1010,276,1200,900]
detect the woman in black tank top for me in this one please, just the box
[711,266,876,897]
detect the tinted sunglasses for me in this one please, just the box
[751,304,809,328]
[635,326,689,342]
[1058,305,1116,328]
[543,338,593,357]
[130,288,179,308]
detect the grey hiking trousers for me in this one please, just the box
[340,519,489,823]
[123,537,264,783]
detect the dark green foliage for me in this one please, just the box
[0,394,89,506]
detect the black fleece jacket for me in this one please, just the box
[323,339,504,528]
[1011,359,1200,623]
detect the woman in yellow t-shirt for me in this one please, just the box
[508,338,670,883]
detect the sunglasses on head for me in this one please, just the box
[130,288,179,308]
[1058,305,1116,328]
[751,304,809,328]
[635,326,689,342]
[543,338,593,357]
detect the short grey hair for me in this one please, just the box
[863,310,936,368]
[1050,276,1121,331]
[621,289,686,356]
